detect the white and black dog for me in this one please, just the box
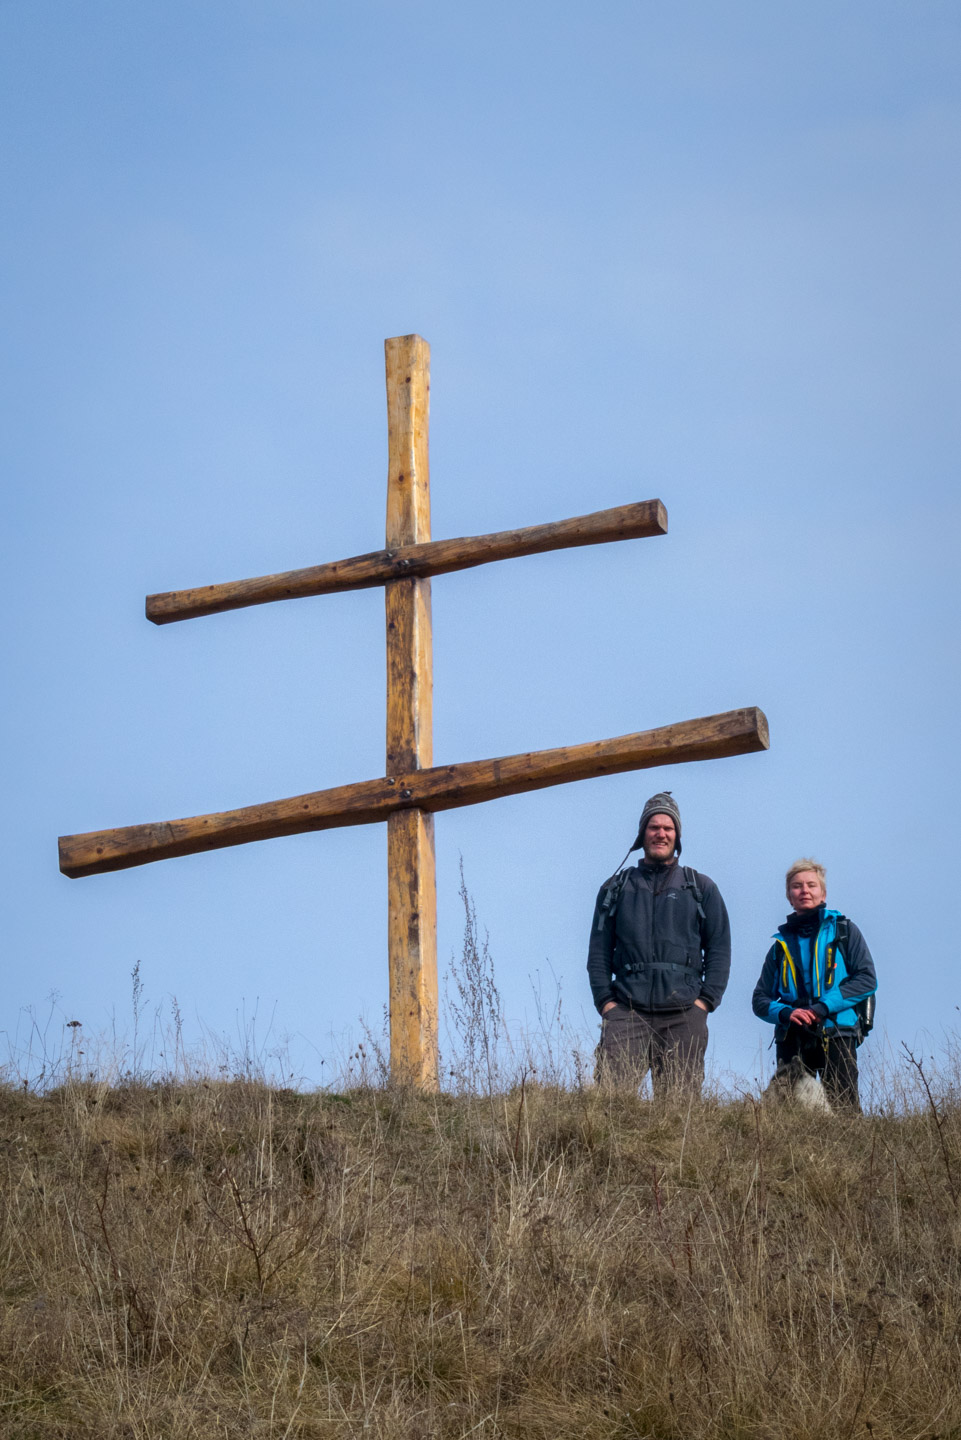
[764,1057,832,1112]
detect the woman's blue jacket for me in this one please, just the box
[752,907,877,1038]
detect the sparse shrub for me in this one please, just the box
[443,863,507,1095]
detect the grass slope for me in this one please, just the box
[1,1070,960,1439]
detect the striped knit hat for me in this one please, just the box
[630,791,682,855]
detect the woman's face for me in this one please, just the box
[788,871,825,913]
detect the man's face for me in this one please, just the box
[788,870,825,913]
[642,813,677,863]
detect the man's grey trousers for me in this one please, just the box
[597,1002,708,1094]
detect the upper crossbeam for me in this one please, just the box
[145,499,667,624]
[58,707,768,878]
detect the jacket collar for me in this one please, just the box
[774,907,840,943]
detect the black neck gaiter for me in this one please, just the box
[783,902,826,939]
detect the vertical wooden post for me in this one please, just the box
[384,335,438,1088]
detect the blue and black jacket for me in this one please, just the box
[752,905,877,1038]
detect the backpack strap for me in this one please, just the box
[683,866,707,925]
[597,864,708,933]
[595,867,632,932]
[833,914,875,1040]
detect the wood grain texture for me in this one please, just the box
[144,499,668,624]
[387,809,438,1088]
[58,707,769,877]
[385,578,433,775]
[385,334,431,551]
[384,335,436,1086]
[384,334,432,775]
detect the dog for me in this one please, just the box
[763,1057,832,1112]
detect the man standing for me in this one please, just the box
[587,791,731,1094]
[753,859,877,1110]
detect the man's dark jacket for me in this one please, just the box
[587,859,731,1015]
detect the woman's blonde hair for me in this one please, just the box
[785,858,826,899]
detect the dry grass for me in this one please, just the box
[2,1057,961,1439]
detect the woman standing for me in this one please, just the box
[753,859,877,1110]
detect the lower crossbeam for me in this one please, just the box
[58,707,768,878]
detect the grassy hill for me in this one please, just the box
[1,1061,960,1439]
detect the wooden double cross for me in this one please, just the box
[59,334,769,1087]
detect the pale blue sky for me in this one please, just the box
[2,1,959,1089]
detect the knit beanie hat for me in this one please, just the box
[630,791,682,855]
